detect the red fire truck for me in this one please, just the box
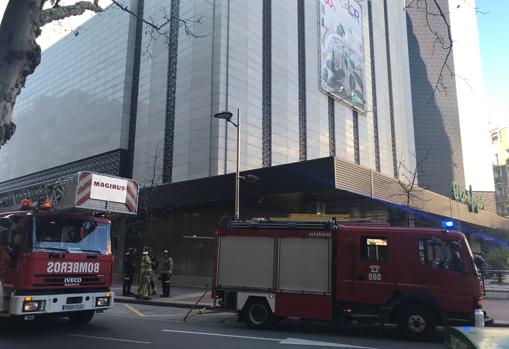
[0,171,138,324]
[212,220,485,340]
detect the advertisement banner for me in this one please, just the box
[320,0,365,110]
[90,174,128,203]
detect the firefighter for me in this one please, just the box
[136,249,152,300]
[159,250,174,297]
[122,247,136,296]
[149,249,159,295]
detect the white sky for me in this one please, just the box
[0,0,112,51]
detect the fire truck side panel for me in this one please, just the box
[409,233,475,316]
[336,228,397,305]
[278,237,331,294]
[335,231,355,302]
[236,292,275,312]
[275,293,333,321]
[394,232,415,294]
[217,236,275,290]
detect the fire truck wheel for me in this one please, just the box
[397,305,435,340]
[68,310,95,325]
[244,299,274,329]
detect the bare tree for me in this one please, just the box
[390,151,431,226]
[405,0,453,99]
[0,0,202,148]
[404,0,486,100]
[128,143,163,245]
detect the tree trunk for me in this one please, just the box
[0,0,45,148]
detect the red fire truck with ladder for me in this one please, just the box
[213,220,487,340]
[0,171,138,324]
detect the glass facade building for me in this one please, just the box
[0,2,137,186]
[0,0,415,192]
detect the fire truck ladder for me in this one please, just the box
[0,174,75,213]
[228,219,389,231]
[228,219,338,231]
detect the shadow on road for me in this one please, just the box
[254,318,443,343]
[0,316,101,338]
[0,312,443,345]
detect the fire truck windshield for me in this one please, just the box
[29,216,111,255]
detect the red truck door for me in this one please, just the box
[0,216,23,289]
[347,229,395,304]
[411,235,473,314]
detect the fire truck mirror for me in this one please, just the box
[0,217,10,228]
[0,227,9,246]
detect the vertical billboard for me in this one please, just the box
[320,0,365,111]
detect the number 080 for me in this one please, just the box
[368,273,382,281]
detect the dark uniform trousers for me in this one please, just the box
[122,272,134,296]
[161,273,171,297]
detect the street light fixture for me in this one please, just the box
[214,111,233,121]
[214,109,241,220]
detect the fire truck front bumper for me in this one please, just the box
[9,291,114,316]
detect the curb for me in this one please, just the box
[485,293,509,300]
[485,289,509,293]
[488,322,509,328]
[115,297,214,309]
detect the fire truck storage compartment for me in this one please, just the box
[278,236,331,294]
[217,234,332,293]
[216,231,333,320]
[217,236,275,289]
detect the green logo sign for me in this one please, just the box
[451,182,485,213]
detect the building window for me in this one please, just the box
[418,238,464,272]
[491,132,499,144]
[494,168,500,180]
[361,237,388,262]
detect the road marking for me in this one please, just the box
[161,329,280,342]
[280,338,378,348]
[66,334,151,344]
[144,313,188,317]
[123,303,145,317]
[161,330,378,348]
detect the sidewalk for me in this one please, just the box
[484,283,509,300]
[112,282,214,308]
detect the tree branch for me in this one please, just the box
[40,1,103,27]
[110,0,205,39]
[405,0,453,98]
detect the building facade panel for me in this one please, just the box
[132,0,170,186]
[387,0,416,173]
[304,1,330,161]
[270,0,299,166]
[218,0,264,174]
[369,0,394,178]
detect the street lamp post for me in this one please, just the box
[214,109,240,220]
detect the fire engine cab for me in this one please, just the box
[213,220,485,340]
[0,172,138,324]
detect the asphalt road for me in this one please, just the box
[484,299,509,324]
[0,303,442,349]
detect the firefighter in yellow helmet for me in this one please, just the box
[136,248,152,300]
